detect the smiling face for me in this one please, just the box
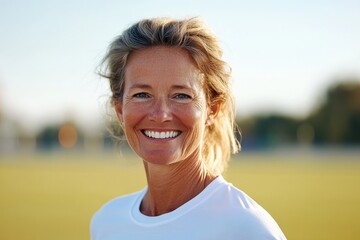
[115,46,210,165]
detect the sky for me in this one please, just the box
[1,0,359,132]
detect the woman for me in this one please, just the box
[91,17,286,240]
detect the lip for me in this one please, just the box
[141,129,182,139]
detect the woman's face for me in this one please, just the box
[116,46,210,165]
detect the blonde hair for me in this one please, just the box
[101,17,240,175]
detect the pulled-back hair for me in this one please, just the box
[100,17,240,175]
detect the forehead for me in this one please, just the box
[126,46,197,70]
[124,46,203,89]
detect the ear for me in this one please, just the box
[114,101,123,123]
[206,99,222,126]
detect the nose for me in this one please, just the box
[148,97,172,122]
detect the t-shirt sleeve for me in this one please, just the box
[235,207,287,240]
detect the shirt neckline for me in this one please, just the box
[130,175,226,226]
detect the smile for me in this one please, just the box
[142,130,181,139]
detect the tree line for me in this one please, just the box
[237,79,360,149]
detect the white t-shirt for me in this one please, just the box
[91,176,286,240]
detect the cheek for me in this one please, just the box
[174,104,207,139]
[174,103,205,123]
[123,99,145,115]
[122,103,147,129]
[177,106,207,157]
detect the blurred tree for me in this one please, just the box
[36,125,59,150]
[238,80,360,149]
[238,114,299,149]
[36,121,84,151]
[309,80,360,145]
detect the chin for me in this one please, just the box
[140,151,182,166]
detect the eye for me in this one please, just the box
[133,92,150,99]
[174,93,192,100]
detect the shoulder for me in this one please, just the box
[96,190,141,213]
[210,176,266,211]
[211,177,287,239]
[91,190,143,226]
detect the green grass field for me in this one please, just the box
[1,151,359,240]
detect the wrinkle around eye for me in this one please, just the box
[133,92,151,98]
[173,93,192,100]
[123,93,149,105]
[171,94,194,104]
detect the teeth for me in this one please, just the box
[143,130,180,139]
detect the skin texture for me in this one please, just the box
[115,46,220,216]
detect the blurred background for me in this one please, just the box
[1,1,359,240]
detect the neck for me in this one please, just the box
[140,155,216,216]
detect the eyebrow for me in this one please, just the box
[128,84,152,89]
[171,84,192,90]
[129,83,192,90]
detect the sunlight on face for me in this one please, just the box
[116,46,209,165]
